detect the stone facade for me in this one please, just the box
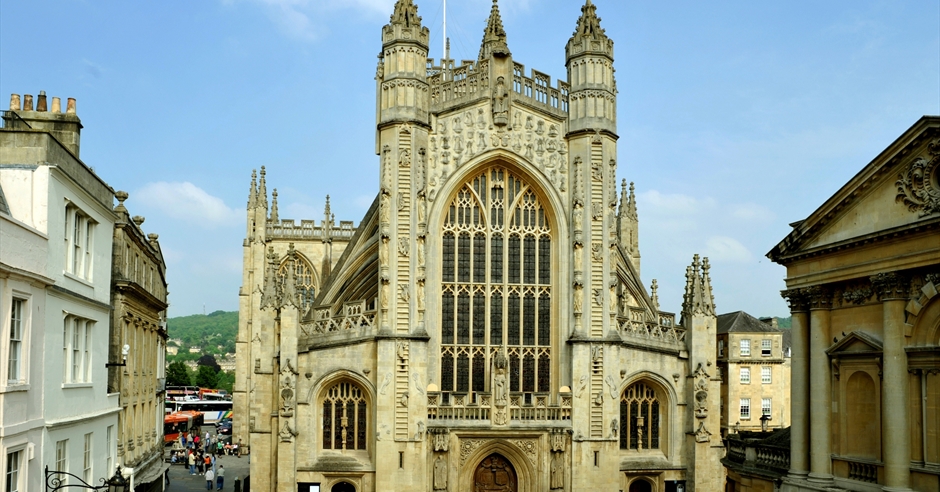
[717,312,791,435]
[1,95,121,492]
[235,1,724,491]
[768,116,940,492]
[108,191,169,491]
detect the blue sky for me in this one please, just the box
[2,0,937,318]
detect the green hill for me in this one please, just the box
[166,310,238,361]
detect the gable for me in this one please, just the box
[769,116,940,263]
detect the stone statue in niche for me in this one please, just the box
[513,110,522,129]
[493,350,509,405]
[453,116,462,134]
[417,235,426,267]
[573,284,583,314]
[573,202,583,231]
[609,279,618,314]
[381,281,390,309]
[573,243,583,273]
[400,391,410,407]
[478,131,487,151]
[492,76,509,127]
[380,192,391,223]
[433,455,448,490]
[592,202,602,221]
[416,148,427,188]
[380,236,389,265]
[610,418,619,438]
[476,108,486,129]
[416,279,426,311]
[417,192,427,225]
[379,372,392,395]
[550,452,564,489]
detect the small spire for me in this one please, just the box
[270,189,279,222]
[323,195,333,240]
[617,179,628,219]
[260,246,280,310]
[479,0,510,59]
[627,181,637,218]
[248,170,257,209]
[281,244,299,309]
[681,254,715,323]
[650,279,659,311]
[389,0,422,28]
[259,166,268,209]
[571,0,607,42]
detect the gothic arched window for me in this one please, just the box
[278,256,316,309]
[440,167,552,396]
[322,381,368,451]
[620,382,661,450]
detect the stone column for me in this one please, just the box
[783,289,810,479]
[806,286,833,484]
[872,272,913,492]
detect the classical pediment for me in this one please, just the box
[768,116,940,263]
[826,330,883,356]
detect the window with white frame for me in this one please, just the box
[7,298,25,384]
[761,366,772,384]
[106,426,113,474]
[718,340,724,357]
[740,398,751,420]
[762,398,772,417]
[5,449,22,492]
[761,339,772,356]
[63,316,93,384]
[83,433,92,484]
[740,339,750,357]
[55,440,67,476]
[65,205,95,280]
[740,367,750,384]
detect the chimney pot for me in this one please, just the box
[51,97,61,113]
[9,94,20,111]
[23,94,33,111]
[36,91,47,111]
[66,98,76,114]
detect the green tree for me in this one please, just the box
[195,364,219,388]
[216,370,235,394]
[167,361,191,386]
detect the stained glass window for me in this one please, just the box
[440,168,552,398]
[278,256,317,310]
[322,382,367,451]
[620,382,661,450]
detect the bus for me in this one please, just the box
[166,400,233,423]
[166,385,200,401]
[164,412,196,445]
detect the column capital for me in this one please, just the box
[781,288,810,313]
[805,286,832,310]
[871,272,910,301]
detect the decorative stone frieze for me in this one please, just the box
[871,272,910,301]
[896,138,940,217]
[805,285,832,310]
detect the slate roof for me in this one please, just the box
[716,311,781,334]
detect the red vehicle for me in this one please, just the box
[164,413,195,445]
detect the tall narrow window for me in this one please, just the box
[740,339,751,357]
[55,440,67,476]
[83,433,92,483]
[278,255,317,311]
[761,398,772,417]
[761,339,772,356]
[740,399,751,420]
[322,382,368,451]
[106,425,113,474]
[440,167,552,398]
[740,367,750,384]
[63,316,93,384]
[620,382,661,450]
[761,366,772,384]
[5,450,21,492]
[65,205,95,280]
[7,299,24,383]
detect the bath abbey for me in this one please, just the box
[234,1,724,490]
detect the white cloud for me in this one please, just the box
[729,203,774,222]
[703,236,752,263]
[134,182,241,227]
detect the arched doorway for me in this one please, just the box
[629,478,653,492]
[331,481,356,492]
[473,453,517,491]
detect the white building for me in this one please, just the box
[0,93,120,491]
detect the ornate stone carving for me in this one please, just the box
[694,422,711,443]
[432,428,450,452]
[492,76,509,127]
[413,373,425,396]
[805,285,832,310]
[459,439,488,465]
[591,242,602,261]
[604,375,618,398]
[279,421,297,442]
[592,201,602,221]
[692,362,709,419]
[550,451,564,490]
[510,439,538,465]
[379,372,392,395]
[493,350,509,406]
[398,284,410,303]
[842,285,874,305]
[433,454,448,490]
[609,418,619,438]
[871,272,910,301]
[591,159,602,181]
[576,375,588,398]
[781,288,809,312]
[398,236,410,257]
[896,139,940,217]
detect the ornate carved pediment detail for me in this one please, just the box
[510,439,537,466]
[871,272,910,301]
[896,139,940,217]
[459,439,488,465]
[431,428,450,452]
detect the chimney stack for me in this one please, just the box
[36,91,47,111]
[7,91,83,156]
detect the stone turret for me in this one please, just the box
[6,91,83,156]
[479,0,510,60]
[565,0,616,135]
[376,0,431,130]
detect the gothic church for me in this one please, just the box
[235,1,723,490]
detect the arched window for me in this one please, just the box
[440,167,552,395]
[620,382,660,450]
[278,256,316,309]
[322,381,367,451]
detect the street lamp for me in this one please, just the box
[45,465,127,492]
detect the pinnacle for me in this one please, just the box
[390,0,422,28]
[479,0,510,59]
[571,0,607,42]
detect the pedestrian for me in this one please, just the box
[211,453,217,473]
[216,465,225,490]
[217,439,224,456]
[205,430,210,444]
[205,468,215,491]
[204,454,212,474]
[194,434,200,450]
[181,432,187,448]
[165,467,170,487]
[188,451,196,475]
[197,452,205,474]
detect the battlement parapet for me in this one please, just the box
[266,219,356,241]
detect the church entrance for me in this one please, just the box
[472,453,517,491]
[331,481,356,492]
[629,478,653,492]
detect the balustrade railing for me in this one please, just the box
[302,300,376,336]
[427,391,571,422]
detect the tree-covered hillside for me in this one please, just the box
[166,310,237,361]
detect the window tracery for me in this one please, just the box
[322,381,368,451]
[440,167,552,395]
[278,256,316,309]
[620,382,660,450]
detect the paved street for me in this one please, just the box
[165,427,249,492]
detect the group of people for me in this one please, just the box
[168,429,240,490]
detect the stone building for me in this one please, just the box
[235,1,724,491]
[0,94,121,491]
[716,311,790,436]
[768,115,940,491]
[108,191,169,490]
